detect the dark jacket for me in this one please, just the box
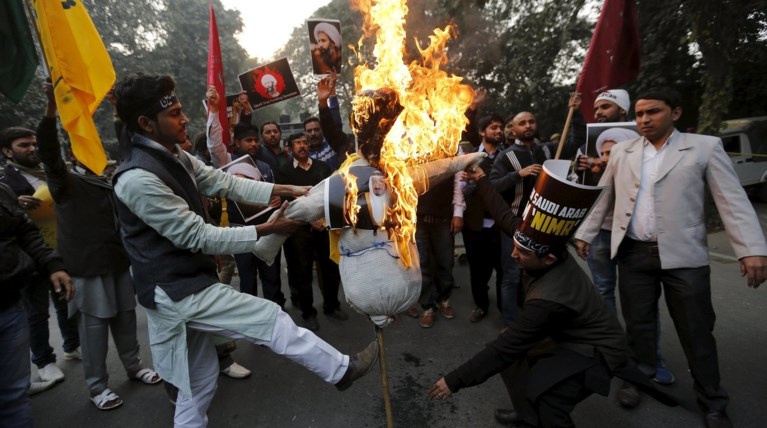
[36,116,130,276]
[0,183,65,309]
[113,134,218,309]
[0,162,36,197]
[462,143,505,231]
[444,255,630,398]
[490,136,580,218]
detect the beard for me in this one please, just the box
[12,153,40,168]
[320,46,340,72]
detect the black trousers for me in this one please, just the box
[501,358,594,428]
[617,238,729,412]
[234,250,285,307]
[462,225,503,313]
[283,226,341,318]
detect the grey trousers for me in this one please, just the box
[78,310,142,394]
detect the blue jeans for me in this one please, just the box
[499,233,521,326]
[587,229,617,314]
[416,220,455,308]
[0,302,33,428]
[21,275,79,368]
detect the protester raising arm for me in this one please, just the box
[318,71,347,155]
[205,86,232,168]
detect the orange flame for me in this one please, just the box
[347,0,474,268]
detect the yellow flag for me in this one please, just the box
[34,0,114,175]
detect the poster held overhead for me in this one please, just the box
[307,18,342,75]
[238,58,300,110]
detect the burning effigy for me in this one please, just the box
[253,0,482,327]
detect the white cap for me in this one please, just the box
[594,89,630,113]
[314,22,341,47]
[596,128,639,156]
[227,163,262,181]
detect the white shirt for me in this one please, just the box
[626,131,677,241]
[293,156,313,170]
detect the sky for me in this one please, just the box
[221,0,332,60]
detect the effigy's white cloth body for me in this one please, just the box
[254,153,485,327]
[336,229,420,326]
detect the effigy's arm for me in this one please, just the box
[408,152,486,195]
[253,182,326,264]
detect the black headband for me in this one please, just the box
[513,230,550,256]
[142,91,179,117]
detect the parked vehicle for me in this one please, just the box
[718,116,767,201]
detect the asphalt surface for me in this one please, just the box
[29,202,767,428]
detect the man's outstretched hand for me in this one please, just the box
[256,201,303,236]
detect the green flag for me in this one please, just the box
[0,0,38,103]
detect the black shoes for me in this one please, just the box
[703,411,732,428]
[616,383,641,409]
[335,341,379,391]
[494,408,521,426]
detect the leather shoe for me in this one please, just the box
[419,308,436,328]
[616,383,641,409]
[703,411,732,428]
[469,307,486,323]
[437,299,455,319]
[494,408,521,426]
[335,341,378,391]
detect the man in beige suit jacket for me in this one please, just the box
[574,88,767,428]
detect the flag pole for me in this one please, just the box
[21,0,50,78]
[554,101,576,160]
[375,326,394,428]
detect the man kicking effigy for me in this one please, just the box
[428,160,676,427]
[111,73,377,427]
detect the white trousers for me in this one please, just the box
[173,310,349,428]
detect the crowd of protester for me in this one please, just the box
[2,61,765,428]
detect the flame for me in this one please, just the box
[346,0,474,268]
[338,168,360,226]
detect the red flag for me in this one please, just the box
[576,0,640,122]
[207,1,230,148]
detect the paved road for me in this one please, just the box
[30,202,767,427]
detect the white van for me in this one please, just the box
[718,116,767,201]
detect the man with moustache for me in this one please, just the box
[462,115,506,323]
[575,88,767,428]
[278,133,347,331]
[112,74,377,426]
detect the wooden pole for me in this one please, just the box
[554,104,576,160]
[22,0,50,77]
[376,326,394,428]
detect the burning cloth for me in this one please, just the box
[254,89,484,326]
